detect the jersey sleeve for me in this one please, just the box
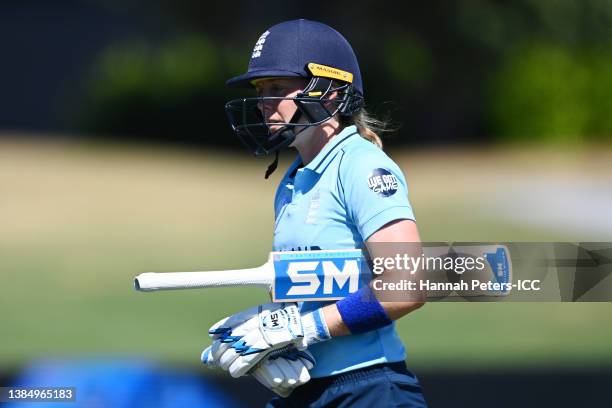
[338,147,415,241]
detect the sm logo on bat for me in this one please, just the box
[271,251,369,301]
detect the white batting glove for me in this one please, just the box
[201,345,315,397]
[252,349,315,397]
[207,303,330,378]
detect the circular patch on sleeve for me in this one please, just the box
[367,168,399,197]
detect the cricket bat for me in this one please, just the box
[134,245,512,301]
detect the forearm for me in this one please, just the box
[321,219,426,337]
[321,299,425,337]
[321,304,351,336]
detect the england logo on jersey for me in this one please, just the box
[367,168,399,197]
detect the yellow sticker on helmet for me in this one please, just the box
[307,63,354,83]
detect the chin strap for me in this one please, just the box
[264,151,280,179]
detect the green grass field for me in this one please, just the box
[1,137,611,372]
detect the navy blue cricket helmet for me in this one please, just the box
[224,19,364,171]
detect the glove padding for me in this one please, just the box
[251,349,315,397]
[208,303,303,378]
[207,302,329,378]
[202,345,315,397]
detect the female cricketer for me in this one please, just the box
[202,19,428,407]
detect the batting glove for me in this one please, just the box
[207,302,330,378]
[253,349,315,397]
[202,345,315,397]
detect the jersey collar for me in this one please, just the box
[303,125,359,174]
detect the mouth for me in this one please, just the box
[268,122,285,132]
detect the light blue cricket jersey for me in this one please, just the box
[272,125,416,378]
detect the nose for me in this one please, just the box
[257,97,280,122]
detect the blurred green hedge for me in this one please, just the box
[489,45,612,142]
[77,0,612,145]
[80,34,245,144]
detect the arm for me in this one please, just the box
[202,220,423,377]
[321,219,426,336]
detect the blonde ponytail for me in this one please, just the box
[342,108,390,149]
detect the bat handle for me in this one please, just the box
[133,266,272,292]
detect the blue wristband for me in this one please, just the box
[336,286,392,334]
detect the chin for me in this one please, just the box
[292,126,314,146]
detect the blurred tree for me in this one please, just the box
[68,0,612,145]
[488,45,591,142]
[586,51,612,140]
[81,34,228,143]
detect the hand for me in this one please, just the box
[253,349,315,397]
[207,302,330,377]
[202,345,315,397]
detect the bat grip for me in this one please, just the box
[134,266,272,292]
